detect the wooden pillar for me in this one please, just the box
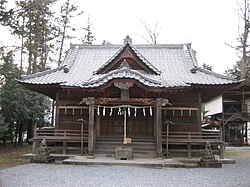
[63,140,67,155]
[81,97,95,157]
[197,92,202,131]
[156,99,162,158]
[222,96,226,142]
[88,98,95,156]
[81,122,84,155]
[154,108,157,137]
[245,123,248,144]
[55,92,60,129]
[166,123,169,158]
[187,143,191,158]
[219,128,224,159]
[155,98,170,158]
[222,112,226,142]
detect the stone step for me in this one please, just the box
[95,137,157,159]
[95,147,156,154]
[94,152,157,159]
[95,142,156,149]
[95,143,156,149]
[96,136,156,142]
[96,141,156,146]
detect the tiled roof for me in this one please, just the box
[20,42,239,88]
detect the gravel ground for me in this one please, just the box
[0,157,250,187]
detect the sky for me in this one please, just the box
[71,0,240,74]
[0,0,240,74]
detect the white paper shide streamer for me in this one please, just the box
[97,106,100,115]
[95,105,154,117]
[103,107,105,116]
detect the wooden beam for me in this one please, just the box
[95,98,156,105]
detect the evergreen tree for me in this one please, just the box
[224,62,241,80]
[0,114,9,144]
[14,0,58,74]
[56,0,83,66]
[0,50,50,145]
[81,15,95,45]
[0,0,13,25]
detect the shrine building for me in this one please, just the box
[19,36,240,159]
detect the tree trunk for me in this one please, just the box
[26,119,33,144]
[18,121,24,146]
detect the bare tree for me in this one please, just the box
[140,20,162,45]
[225,0,250,80]
[237,0,250,80]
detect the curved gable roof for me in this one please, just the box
[94,42,161,75]
[20,41,240,88]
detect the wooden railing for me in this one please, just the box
[162,130,222,142]
[162,130,224,158]
[32,128,88,155]
[35,129,88,141]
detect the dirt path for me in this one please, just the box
[0,144,31,169]
[225,146,250,159]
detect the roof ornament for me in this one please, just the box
[119,59,131,69]
[124,35,132,44]
[63,67,69,73]
[190,66,198,74]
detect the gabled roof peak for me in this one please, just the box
[94,41,161,75]
[124,35,132,44]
